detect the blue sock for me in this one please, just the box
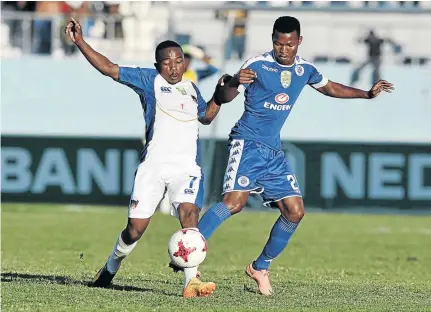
[253,215,299,271]
[198,202,231,240]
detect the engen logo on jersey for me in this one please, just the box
[275,93,289,104]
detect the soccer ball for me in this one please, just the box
[168,229,207,268]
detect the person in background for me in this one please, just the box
[103,1,123,39]
[216,2,248,61]
[350,29,401,85]
[182,44,219,84]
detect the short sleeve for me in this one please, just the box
[307,65,328,89]
[118,66,156,93]
[237,57,259,93]
[192,83,207,118]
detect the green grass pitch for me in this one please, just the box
[1,204,431,311]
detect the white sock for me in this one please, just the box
[106,232,137,274]
[184,266,198,288]
[182,228,199,287]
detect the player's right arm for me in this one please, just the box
[65,18,119,80]
[215,68,257,103]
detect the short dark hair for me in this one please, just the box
[273,16,301,36]
[155,40,182,63]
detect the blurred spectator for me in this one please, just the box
[216,2,248,61]
[350,30,401,85]
[103,1,123,39]
[2,1,36,49]
[181,44,218,84]
[31,1,64,54]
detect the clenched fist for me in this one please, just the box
[65,17,83,44]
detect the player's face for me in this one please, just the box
[157,47,185,84]
[272,30,302,66]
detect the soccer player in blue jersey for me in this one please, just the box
[65,17,235,298]
[196,16,394,295]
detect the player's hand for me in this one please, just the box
[218,74,233,87]
[238,68,257,85]
[65,17,83,44]
[368,80,394,98]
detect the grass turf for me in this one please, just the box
[1,204,431,311]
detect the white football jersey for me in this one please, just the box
[118,67,207,165]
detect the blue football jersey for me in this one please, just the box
[230,51,328,150]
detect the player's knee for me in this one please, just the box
[223,193,248,215]
[179,204,199,221]
[125,222,146,243]
[281,198,304,223]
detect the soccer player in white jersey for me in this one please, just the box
[65,18,232,298]
[196,16,394,295]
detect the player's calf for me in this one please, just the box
[91,218,150,288]
[252,196,303,284]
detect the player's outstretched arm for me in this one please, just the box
[65,17,119,80]
[316,80,394,99]
[199,74,233,125]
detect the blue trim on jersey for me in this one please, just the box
[194,173,204,209]
[118,67,158,162]
[191,82,207,118]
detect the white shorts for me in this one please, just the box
[128,161,204,219]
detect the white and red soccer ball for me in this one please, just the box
[168,229,208,268]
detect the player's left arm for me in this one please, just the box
[316,80,394,99]
[307,64,394,99]
[198,74,233,125]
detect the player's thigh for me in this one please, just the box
[168,166,204,218]
[128,162,166,219]
[260,151,302,208]
[222,139,267,195]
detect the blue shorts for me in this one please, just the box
[222,139,302,207]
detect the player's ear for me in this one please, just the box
[298,36,303,46]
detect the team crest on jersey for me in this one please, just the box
[280,71,292,88]
[295,65,304,77]
[130,199,139,209]
[176,87,187,95]
[238,176,250,187]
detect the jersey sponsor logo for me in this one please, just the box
[233,141,241,148]
[232,150,240,156]
[223,183,232,191]
[262,64,278,72]
[295,65,304,77]
[229,158,237,164]
[280,71,292,88]
[225,175,233,182]
[160,86,172,93]
[275,93,289,104]
[264,102,292,111]
[227,166,235,173]
[238,176,250,187]
[176,86,187,95]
